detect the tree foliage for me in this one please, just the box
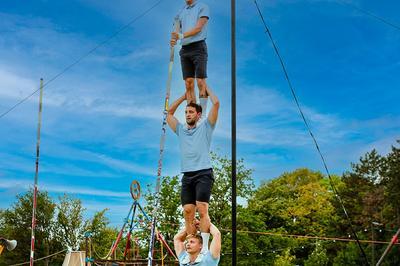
[2,141,400,265]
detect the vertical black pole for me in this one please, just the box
[231,0,237,265]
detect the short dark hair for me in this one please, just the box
[186,102,202,114]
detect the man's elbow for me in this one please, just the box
[213,99,220,109]
[211,227,221,238]
[174,232,184,241]
[194,26,203,35]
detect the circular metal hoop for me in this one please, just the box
[130,180,141,200]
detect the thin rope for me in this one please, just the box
[10,249,68,266]
[253,1,369,264]
[0,0,164,120]
[338,0,400,32]
[152,220,400,246]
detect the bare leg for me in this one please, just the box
[196,201,211,232]
[185,78,196,104]
[196,78,207,98]
[196,201,211,252]
[183,204,196,235]
[196,79,208,116]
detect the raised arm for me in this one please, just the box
[209,223,221,259]
[167,94,186,133]
[206,86,219,126]
[173,227,187,257]
[171,17,208,46]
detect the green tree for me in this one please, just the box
[249,169,338,235]
[142,175,182,261]
[384,141,400,224]
[333,242,364,266]
[246,168,341,264]
[274,248,296,266]
[83,209,118,259]
[0,190,63,266]
[304,241,328,266]
[55,194,86,251]
[209,153,255,229]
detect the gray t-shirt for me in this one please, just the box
[176,119,214,172]
[177,1,210,46]
[178,250,220,266]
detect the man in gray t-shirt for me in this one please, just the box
[170,0,210,113]
[167,85,219,254]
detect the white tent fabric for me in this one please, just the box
[62,251,85,266]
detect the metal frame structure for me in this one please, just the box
[85,181,177,265]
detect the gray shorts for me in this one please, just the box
[179,40,208,80]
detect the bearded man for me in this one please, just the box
[167,85,219,253]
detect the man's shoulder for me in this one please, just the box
[200,251,220,265]
[197,2,208,7]
[178,250,188,263]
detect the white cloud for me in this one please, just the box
[0,178,129,198]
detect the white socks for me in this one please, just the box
[199,97,208,118]
[201,232,210,253]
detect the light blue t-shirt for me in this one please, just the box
[178,250,220,266]
[177,1,210,46]
[176,119,214,173]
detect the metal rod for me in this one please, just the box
[231,0,237,265]
[148,18,180,266]
[110,203,135,257]
[376,227,400,266]
[30,78,44,266]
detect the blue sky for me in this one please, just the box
[0,0,399,226]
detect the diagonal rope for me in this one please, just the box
[338,0,400,32]
[0,0,164,120]
[10,249,68,266]
[253,1,370,265]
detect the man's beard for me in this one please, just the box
[187,119,196,126]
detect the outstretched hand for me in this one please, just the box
[193,218,200,231]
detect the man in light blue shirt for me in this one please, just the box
[167,85,219,254]
[174,221,221,266]
[170,0,210,114]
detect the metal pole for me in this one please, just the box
[371,223,375,265]
[30,78,44,266]
[85,236,88,266]
[376,227,400,266]
[148,19,180,266]
[231,0,237,265]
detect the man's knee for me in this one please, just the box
[185,78,195,89]
[183,204,196,218]
[196,202,209,217]
[196,79,207,97]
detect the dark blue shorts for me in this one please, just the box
[179,40,208,80]
[181,168,214,205]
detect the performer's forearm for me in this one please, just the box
[210,223,220,237]
[168,94,186,115]
[181,18,208,39]
[174,227,187,242]
[206,86,219,106]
